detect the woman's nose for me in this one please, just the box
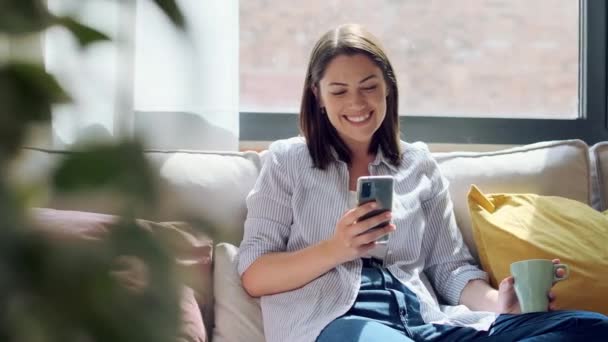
[348,92,366,110]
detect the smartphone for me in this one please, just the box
[356,175,394,244]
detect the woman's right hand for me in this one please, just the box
[327,202,395,264]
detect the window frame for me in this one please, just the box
[240,0,608,146]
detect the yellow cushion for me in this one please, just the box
[467,185,608,314]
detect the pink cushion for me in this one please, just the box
[179,286,207,342]
[29,208,211,342]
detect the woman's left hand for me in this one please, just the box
[497,258,563,314]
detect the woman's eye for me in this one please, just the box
[362,85,378,91]
[330,91,346,96]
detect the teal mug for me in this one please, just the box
[510,259,569,313]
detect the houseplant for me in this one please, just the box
[0,1,198,341]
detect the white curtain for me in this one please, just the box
[45,0,125,147]
[43,0,239,151]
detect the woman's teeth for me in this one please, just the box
[345,112,371,122]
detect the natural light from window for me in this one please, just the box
[240,0,579,119]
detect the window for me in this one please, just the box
[240,0,608,145]
[241,0,579,119]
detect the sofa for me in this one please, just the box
[9,139,608,341]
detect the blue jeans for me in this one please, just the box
[316,258,608,341]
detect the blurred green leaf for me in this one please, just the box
[52,141,158,207]
[54,16,111,48]
[151,0,186,29]
[0,62,70,159]
[0,0,53,34]
[0,62,71,118]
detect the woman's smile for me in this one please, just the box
[343,110,374,125]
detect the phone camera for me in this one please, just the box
[361,182,372,198]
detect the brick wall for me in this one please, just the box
[240,0,578,118]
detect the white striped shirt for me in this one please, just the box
[238,137,497,342]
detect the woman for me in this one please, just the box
[237,24,608,342]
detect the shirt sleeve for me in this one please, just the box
[237,142,293,276]
[420,154,488,306]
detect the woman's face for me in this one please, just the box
[315,53,388,149]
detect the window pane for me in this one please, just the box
[240,0,579,119]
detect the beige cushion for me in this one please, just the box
[212,243,264,342]
[433,140,591,261]
[149,151,262,244]
[591,142,608,211]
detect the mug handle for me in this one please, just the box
[553,263,570,282]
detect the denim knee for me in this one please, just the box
[562,310,608,332]
[316,317,415,342]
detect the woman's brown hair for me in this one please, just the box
[299,24,401,170]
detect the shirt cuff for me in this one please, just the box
[443,266,489,305]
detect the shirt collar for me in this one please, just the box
[329,144,400,172]
[370,146,399,172]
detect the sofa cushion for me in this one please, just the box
[11,148,263,245]
[212,243,264,342]
[468,186,608,314]
[178,286,207,342]
[591,142,608,211]
[146,150,262,244]
[433,140,591,260]
[29,208,213,340]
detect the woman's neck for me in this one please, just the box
[347,144,376,191]
[346,139,372,161]
[350,150,375,166]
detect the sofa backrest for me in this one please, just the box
[148,150,263,243]
[11,139,600,259]
[10,148,264,245]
